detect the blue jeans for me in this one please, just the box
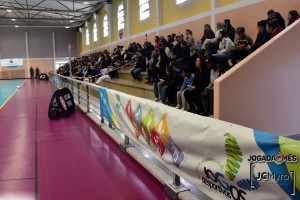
[131,68,143,79]
[154,82,168,102]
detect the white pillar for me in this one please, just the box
[52,32,56,72]
[126,0,131,45]
[25,32,30,78]
[105,4,113,51]
[155,0,162,36]
[211,0,216,32]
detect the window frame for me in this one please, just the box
[86,28,90,45]
[139,0,150,21]
[117,3,124,31]
[103,14,109,37]
[93,22,98,42]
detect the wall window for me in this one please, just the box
[93,23,98,42]
[103,14,109,37]
[176,0,187,4]
[139,0,149,21]
[118,3,124,31]
[86,29,90,45]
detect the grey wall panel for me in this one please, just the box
[0,29,26,58]
[28,29,53,58]
[55,29,78,57]
[0,27,78,59]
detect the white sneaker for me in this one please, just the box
[176,105,182,109]
[181,107,187,111]
[154,98,159,102]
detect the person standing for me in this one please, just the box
[30,66,34,79]
[36,67,40,79]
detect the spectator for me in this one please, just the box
[267,9,285,29]
[201,22,224,56]
[184,29,195,50]
[184,56,210,113]
[211,30,234,60]
[201,24,215,43]
[130,50,146,80]
[266,20,283,38]
[36,67,40,79]
[229,27,253,66]
[202,59,228,117]
[95,65,118,84]
[224,19,236,42]
[246,20,271,52]
[30,66,34,79]
[171,36,183,61]
[287,10,300,26]
[154,36,160,49]
[176,67,194,111]
[163,65,183,105]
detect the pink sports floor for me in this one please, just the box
[0,79,169,200]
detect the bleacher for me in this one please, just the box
[97,65,155,100]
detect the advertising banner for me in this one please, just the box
[0,58,23,68]
[99,87,300,200]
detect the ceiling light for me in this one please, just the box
[70,20,74,23]
[12,19,16,21]
[7,9,12,12]
[82,2,89,4]
[15,25,19,28]
[65,26,70,29]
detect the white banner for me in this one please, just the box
[99,87,300,200]
[0,58,23,68]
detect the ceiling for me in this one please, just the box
[0,0,109,28]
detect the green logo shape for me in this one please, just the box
[224,133,243,181]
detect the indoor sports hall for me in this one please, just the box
[0,0,300,200]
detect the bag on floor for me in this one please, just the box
[48,87,75,119]
[39,73,49,80]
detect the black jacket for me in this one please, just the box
[251,31,271,51]
[164,73,183,90]
[135,56,146,70]
[266,12,286,29]
[226,25,236,42]
[192,69,210,92]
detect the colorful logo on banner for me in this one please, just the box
[119,96,185,168]
[99,88,116,126]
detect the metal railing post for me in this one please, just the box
[78,82,81,104]
[71,80,74,95]
[86,85,89,113]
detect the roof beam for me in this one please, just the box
[0,17,84,21]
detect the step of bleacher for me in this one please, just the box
[117,70,148,82]
[99,79,155,100]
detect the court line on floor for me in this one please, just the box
[0,80,26,110]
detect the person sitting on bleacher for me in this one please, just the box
[202,59,228,117]
[184,56,210,114]
[224,19,236,42]
[183,29,195,51]
[266,9,285,29]
[211,30,234,60]
[266,19,283,38]
[201,58,219,116]
[201,22,224,57]
[176,67,194,111]
[228,27,253,66]
[130,50,146,80]
[288,10,300,26]
[196,24,215,50]
[246,20,271,52]
[95,65,118,85]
